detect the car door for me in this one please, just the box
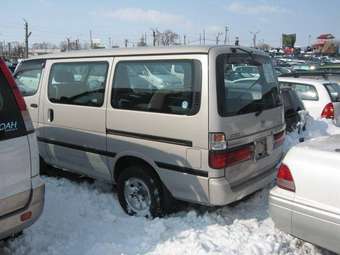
[286,82,321,119]
[39,57,113,180]
[296,83,322,119]
[14,59,46,129]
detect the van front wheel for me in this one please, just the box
[117,165,164,218]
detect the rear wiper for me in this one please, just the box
[255,103,264,117]
[231,47,255,62]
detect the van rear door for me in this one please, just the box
[211,52,284,187]
[0,61,31,216]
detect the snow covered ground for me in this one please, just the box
[1,118,340,255]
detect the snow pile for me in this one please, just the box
[284,116,340,153]
[4,178,324,255]
[2,119,339,255]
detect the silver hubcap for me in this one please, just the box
[124,178,151,215]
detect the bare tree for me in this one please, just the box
[60,39,87,52]
[257,43,271,51]
[155,29,179,46]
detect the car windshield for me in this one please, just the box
[216,53,281,117]
[324,83,340,102]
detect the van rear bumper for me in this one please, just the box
[0,176,45,240]
[208,165,277,205]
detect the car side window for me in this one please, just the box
[48,62,108,107]
[292,83,318,101]
[324,83,340,102]
[14,60,45,97]
[111,60,201,115]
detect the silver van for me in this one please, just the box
[15,46,284,217]
[0,59,44,240]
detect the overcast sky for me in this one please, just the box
[1,0,339,47]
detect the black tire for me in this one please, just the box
[39,156,49,175]
[2,231,23,242]
[117,165,166,218]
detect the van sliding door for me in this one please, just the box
[39,57,114,180]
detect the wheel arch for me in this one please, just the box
[113,153,162,184]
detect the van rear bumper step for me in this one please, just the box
[230,163,279,192]
[208,164,277,206]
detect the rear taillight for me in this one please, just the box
[274,131,285,148]
[0,59,34,132]
[277,163,295,192]
[209,133,253,169]
[321,103,334,119]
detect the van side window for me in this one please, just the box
[15,60,45,97]
[111,60,201,115]
[48,62,108,107]
[292,83,318,101]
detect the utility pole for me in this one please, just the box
[183,35,187,45]
[235,36,239,46]
[24,19,32,59]
[152,29,156,46]
[109,37,112,48]
[199,33,202,45]
[75,39,80,50]
[0,42,3,57]
[216,32,223,45]
[250,31,260,48]
[67,38,71,51]
[224,26,229,45]
[89,30,93,49]
[8,42,11,58]
[203,29,206,45]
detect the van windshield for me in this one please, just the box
[216,54,281,117]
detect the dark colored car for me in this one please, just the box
[280,87,306,133]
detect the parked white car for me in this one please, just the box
[0,59,45,240]
[279,77,340,126]
[278,77,340,126]
[269,135,340,254]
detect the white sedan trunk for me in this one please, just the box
[286,135,340,213]
[270,135,340,254]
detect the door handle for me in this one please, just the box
[48,109,54,122]
[30,103,38,108]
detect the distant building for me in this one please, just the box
[92,39,105,49]
[313,34,336,54]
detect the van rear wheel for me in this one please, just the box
[117,165,165,218]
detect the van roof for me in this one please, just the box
[28,45,266,60]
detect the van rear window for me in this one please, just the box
[216,54,281,117]
[0,71,26,141]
